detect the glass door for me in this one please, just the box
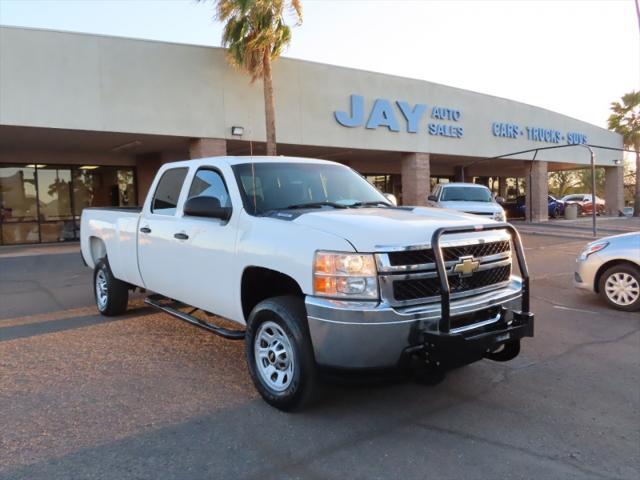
[36,167,77,242]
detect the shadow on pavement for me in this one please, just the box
[0,306,154,343]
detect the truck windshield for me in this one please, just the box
[441,186,492,202]
[232,162,390,215]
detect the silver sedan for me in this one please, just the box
[574,232,640,311]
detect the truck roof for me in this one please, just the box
[164,156,340,168]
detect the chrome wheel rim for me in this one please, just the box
[254,321,295,392]
[605,272,639,306]
[95,268,108,310]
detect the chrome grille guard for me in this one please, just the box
[431,223,530,334]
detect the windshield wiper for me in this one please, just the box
[350,201,392,208]
[284,201,349,210]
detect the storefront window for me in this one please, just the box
[364,174,402,204]
[0,166,40,244]
[430,176,453,189]
[0,164,136,245]
[504,177,525,201]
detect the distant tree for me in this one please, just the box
[549,170,579,198]
[204,0,303,156]
[608,91,639,216]
[575,167,606,198]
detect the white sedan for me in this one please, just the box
[574,232,640,311]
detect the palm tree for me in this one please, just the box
[208,0,303,156]
[608,91,639,216]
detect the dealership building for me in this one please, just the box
[0,26,624,245]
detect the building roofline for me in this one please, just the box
[0,24,621,138]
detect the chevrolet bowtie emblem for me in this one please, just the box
[452,256,480,277]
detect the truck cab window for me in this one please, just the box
[151,168,188,215]
[188,169,231,207]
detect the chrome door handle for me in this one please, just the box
[140,226,151,234]
[174,232,189,240]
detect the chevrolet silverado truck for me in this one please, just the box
[81,156,534,410]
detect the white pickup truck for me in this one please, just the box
[81,156,534,410]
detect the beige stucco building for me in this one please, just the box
[0,26,624,245]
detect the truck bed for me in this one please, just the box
[80,206,143,288]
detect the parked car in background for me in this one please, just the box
[623,206,634,217]
[506,195,565,219]
[427,183,506,221]
[561,194,605,216]
[574,232,640,311]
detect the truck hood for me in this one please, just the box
[437,201,503,215]
[292,207,500,252]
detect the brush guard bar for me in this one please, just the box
[431,222,531,334]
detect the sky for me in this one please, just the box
[0,0,638,130]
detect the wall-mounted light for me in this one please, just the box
[231,126,244,136]
[613,159,622,166]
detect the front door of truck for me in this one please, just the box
[138,166,190,297]
[170,167,238,320]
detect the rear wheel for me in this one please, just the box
[598,264,640,312]
[94,258,129,316]
[245,296,316,411]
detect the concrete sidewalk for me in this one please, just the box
[0,242,80,259]
[511,216,639,240]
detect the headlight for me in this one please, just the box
[494,211,506,222]
[313,251,378,299]
[579,241,609,260]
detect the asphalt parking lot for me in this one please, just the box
[1,234,638,480]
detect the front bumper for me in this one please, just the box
[574,255,598,293]
[306,277,532,368]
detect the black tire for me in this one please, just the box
[93,258,129,316]
[485,340,521,362]
[550,207,559,219]
[598,264,640,312]
[245,295,316,411]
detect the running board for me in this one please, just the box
[144,294,245,340]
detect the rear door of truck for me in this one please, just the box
[169,166,238,319]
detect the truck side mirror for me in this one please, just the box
[427,195,437,202]
[183,196,232,221]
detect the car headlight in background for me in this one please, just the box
[313,251,378,299]
[493,211,506,222]
[578,241,609,260]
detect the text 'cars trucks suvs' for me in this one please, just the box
[81,156,534,411]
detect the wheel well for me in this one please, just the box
[89,237,107,266]
[594,260,640,293]
[241,267,304,320]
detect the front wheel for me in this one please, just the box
[94,258,129,316]
[245,296,316,411]
[598,264,640,312]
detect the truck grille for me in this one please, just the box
[387,240,510,266]
[393,265,511,301]
[377,238,512,307]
